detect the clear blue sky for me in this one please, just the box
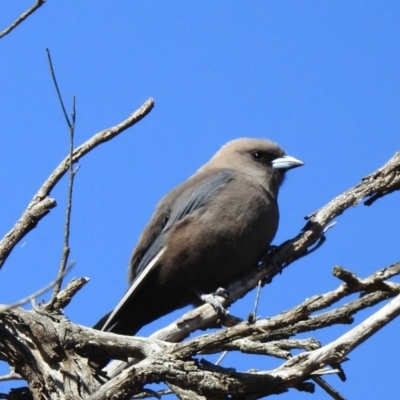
[1,1,400,398]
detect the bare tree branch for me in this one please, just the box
[93,255,400,397]
[0,0,46,39]
[45,49,74,129]
[0,97,154,269]
[312,376,346,400]
[90,293,400,399]
[43,276,89,312]
[45,48,78,307]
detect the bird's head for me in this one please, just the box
[203,138,304,198]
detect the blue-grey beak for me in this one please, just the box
[272,155,304,170]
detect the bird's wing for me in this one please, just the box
[134,169,235,277]
[101,169,234,332]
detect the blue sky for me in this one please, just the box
[1,1,400,398]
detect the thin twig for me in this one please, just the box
[46,50,77,307]
[214,351,228,366]
[248,279,262,323]
[0,264,74,315]
[253,280,262,317]
[0,0,46,39]
[0,97,154,269]
[46,49,72,128]
[312,376,346,400]
[43,276,88,312]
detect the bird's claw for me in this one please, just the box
[213,287,229,299]
[200,287,229,320]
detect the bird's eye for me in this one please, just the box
[252,151,265,160]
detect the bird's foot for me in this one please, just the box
[200,287,229,320]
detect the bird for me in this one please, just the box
[93,138,303,343]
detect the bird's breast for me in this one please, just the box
[158,182,279,294]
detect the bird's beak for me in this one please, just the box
[272,155,304,170]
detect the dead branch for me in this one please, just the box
[85,255,400,398]
[91,290,400,399]
[0,97,154,269]
[0,306,171,399]
[43,276,89,312]
[0,254,397,399]
[311,377,346,400]
[45,48,78,308]
[0,0,46,39]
